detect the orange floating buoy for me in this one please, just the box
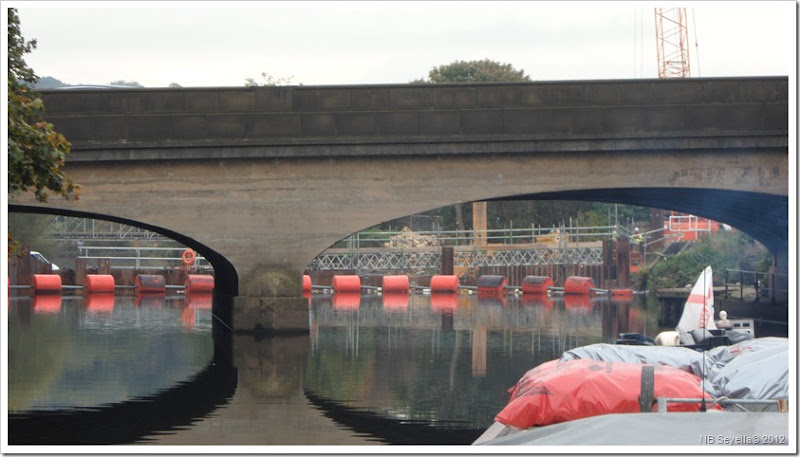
[382,275,410,293]
[477,275,507,295]
[85,274,115,293]
[135,274,166,294]
[521,276,554,295]
[185,274,214,294]
[332,275,361,293]
[430,275,459,293]
[32,274,62,294]
[303,275,312,293]
[611,289,634,300]
[564,276,595,295]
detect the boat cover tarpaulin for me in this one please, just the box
[494,359,718,430]
[558,338,789,404]
[560,343,703,372]
[477,412,789,446]
[697,337,789,400]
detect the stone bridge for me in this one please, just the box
[9,76,789,332]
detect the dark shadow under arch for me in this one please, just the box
[490,188,788,256]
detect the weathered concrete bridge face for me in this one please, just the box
[9,77,789,333]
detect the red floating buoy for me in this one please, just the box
[521,276,553,295]
[332,275,361,293]
[611,289,634,300]
[135,274,166,294]
[430,275,459,293]
[185,274,214,294]
[85,274,115,293]
[32,274,62,294]
[382,275,410,293]
[564,276,595,295]
[477,275,507,295]
[303,275,312,293]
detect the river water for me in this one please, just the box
[5,289,785,448]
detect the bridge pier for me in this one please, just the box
[231,265,310,334]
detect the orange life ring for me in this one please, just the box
[182,249,196,266]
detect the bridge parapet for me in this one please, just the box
[42,77,788,152]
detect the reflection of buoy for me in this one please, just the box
[477,275,507,295]
[564,294,592,310]
[32,274,62,294]
[85,274,115,293]
[85,293,115,312]
[332,292,361,310]
[332,275,361,293]
[564,276,595,295]
[522,293,554,308]
[187,292,212,309]
[382,275,410,293]
[522,276,553,295]
[430,275,458,293]
[430,292,458,311]
[185,275,214,294]
[135,294,164,307]
[135,274,165,294]
[33,294,62,313]
[382,293,409,311]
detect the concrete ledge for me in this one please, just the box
[232,296,309,334]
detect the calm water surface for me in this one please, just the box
[7,290,780,447]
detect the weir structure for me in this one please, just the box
[9,77,789,333]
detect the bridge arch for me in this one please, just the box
[9,205,238,297]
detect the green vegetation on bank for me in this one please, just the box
[640,230,771,291]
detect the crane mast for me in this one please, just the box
[654,8,691,78]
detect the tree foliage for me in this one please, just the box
[414,59,531,84]
[245,72,297,87]
[8,8,79,203]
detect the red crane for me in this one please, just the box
[654,8,692,78]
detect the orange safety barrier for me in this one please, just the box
[477,275,507,295]
[563,276,595,295]
[32,274,62,294]
[521,276,554,295]
[382,275,410,293]
[135,274,166,294]
[303,275,312,293]
[185,274,214,294]
[430,275,459,293]
[332,275,361,293]
[85,274,115,293]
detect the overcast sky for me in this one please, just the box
[7,1,796,88]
